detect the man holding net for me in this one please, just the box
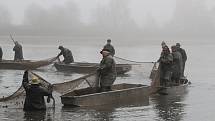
[22,70,53,111]
[97,48,117,92]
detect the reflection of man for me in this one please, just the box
[103,39,115,56]
[13,41,24,61]
[97,48,117,92]
[0,46,2,61]
[176,43,187,77]
[22,70,52,111]
[57,46,74,64]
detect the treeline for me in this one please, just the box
[0,0,215,40]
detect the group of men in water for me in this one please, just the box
[158,41,187,86]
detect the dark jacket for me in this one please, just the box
[159,53,173,80]
[171,51,183,80]
[13,43,23,61]
[99,55,117,87]
[22,71,51,111]
[0,47,2,60]
[103,44,115,56]
[58,48,74,64]
[178,48,187,62]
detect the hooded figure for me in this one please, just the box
[97,48,117,92]
[0,46,2,61]
[57,46,74,64]
[13,41,24,61]
[22,70,52,111]
[103,39,115,56]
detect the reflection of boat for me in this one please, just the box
[61,83,149,107]
[0,57,57,70]
[54,62,132,75]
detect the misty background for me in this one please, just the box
[0,0,215,40]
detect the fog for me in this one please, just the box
[0,0,215,40]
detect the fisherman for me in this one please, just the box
[57,46,74,64]
[22,70,53,111]
[158,45,173,86]
[97,48,117,92]
[176,43,187,78]
[13,41,24,61]
[157,41,169,62]
[103,39,115,56]
[171,45,183,84]
[0,46,2,61]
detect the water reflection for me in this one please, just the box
[151,94,187,121]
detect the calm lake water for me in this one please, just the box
[0,36,214,121]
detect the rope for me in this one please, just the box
[114,56,155,64]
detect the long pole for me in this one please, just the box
[9,34,16,44]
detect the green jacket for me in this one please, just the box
[99,55,117,87]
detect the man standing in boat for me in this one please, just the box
[171,45,183,84]
[97,48,117,92]
[0,46,2,61]
[103,39,115,56]
[57,46,74,64]
[22,70,53,111]
[176,43,187,78]
[13,41,24,61]
[158,45,173,86]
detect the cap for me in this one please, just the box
[107,39,111,42]
[30,76,40,85]
[176,43,180,47]
[58,46,63,49]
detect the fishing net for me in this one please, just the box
[0,72,52,108]
[0,56,157,109]
[114,56,157,83]
[53,72,98,94]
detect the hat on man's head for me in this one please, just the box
[30,76,40,85]
[107,39,111,42]
[100,48,110,54]
[176,43,180,47]
[58,46,63,49]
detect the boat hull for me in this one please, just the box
[61,83,149,107]
[54,62,132,75]
[0,58,55,70]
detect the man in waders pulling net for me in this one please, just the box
[22,70,53,111]
[96,48,117,92]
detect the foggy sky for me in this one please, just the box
[0,0,215,39]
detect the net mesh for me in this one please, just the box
[0,72,52,108]
[0,56,157,108]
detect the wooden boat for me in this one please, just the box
[154,79,190,95]
[54,62,132,75]
[0,57,57,70]
[150,63,190,95]
[61,83,149,107]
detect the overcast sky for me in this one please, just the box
[1,0,214,26]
